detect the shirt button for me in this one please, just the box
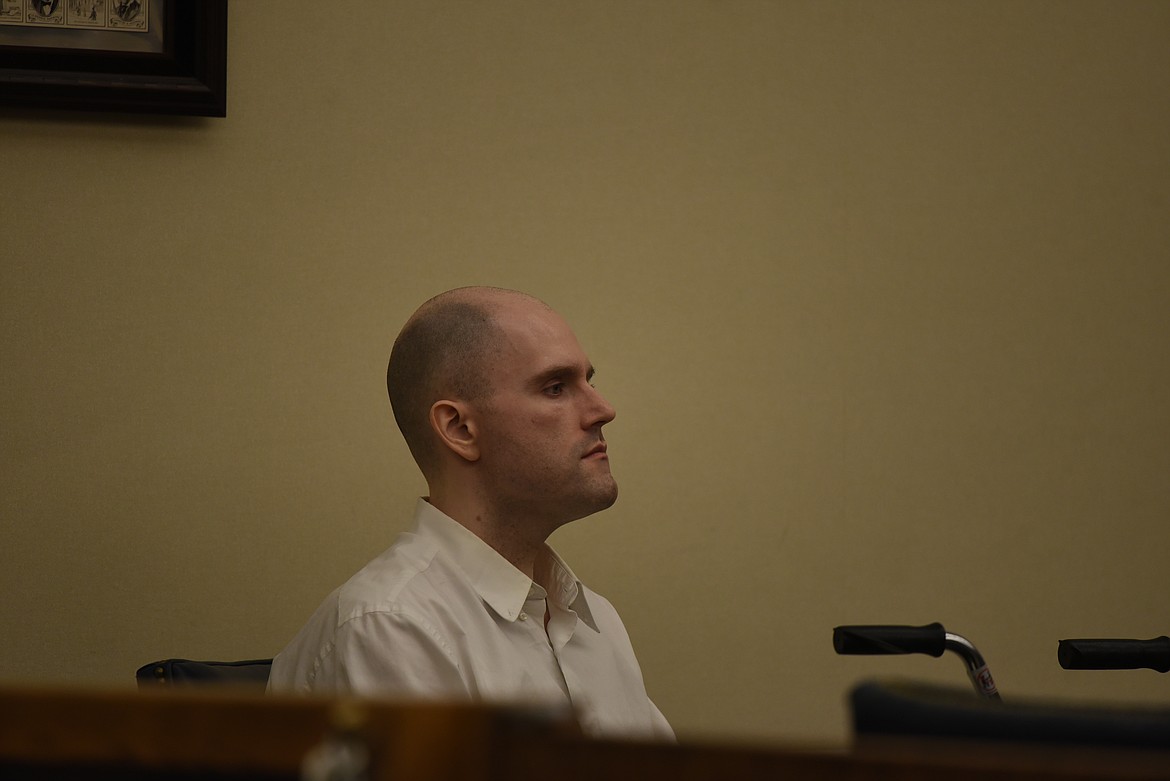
[518,612,528,621]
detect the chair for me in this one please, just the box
[849,679,1170,751]
[135,658,273,690]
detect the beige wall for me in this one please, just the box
[2,1,1168,747]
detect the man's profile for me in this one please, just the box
[268,286,672,739]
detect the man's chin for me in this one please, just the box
[594,481,619,511]
[563,482,618,524]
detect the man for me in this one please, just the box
[269,286,672,740]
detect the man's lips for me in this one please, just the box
[583,442,608,459]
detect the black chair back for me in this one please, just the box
[136,658,273,690]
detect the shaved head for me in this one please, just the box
[386,287,548,475]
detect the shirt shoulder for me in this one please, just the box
[268,530,470,693]
[335,530,462,626]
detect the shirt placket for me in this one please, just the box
[517,587,572,701]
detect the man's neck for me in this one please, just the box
[426,495,547,580]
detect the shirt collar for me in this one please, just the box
[412,498,595,629]
[534,544,597,632]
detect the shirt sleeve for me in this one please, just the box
[647,698,677,742]
[330,608,473,699]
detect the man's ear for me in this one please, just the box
[429,400,480,463]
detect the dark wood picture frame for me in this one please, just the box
[0,1,227,117]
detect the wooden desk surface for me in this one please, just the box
[2,685,1169,780]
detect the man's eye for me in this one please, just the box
[545,383,565,396]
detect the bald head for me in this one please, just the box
[386,287,549,475]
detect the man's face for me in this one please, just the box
[472,299,618,528]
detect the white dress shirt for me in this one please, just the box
[269,499,673,740]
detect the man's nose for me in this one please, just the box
[584,385,616,428]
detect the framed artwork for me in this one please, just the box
[0,0,228,117]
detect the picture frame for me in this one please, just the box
[0,0,227,117]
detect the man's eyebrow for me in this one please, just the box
[532,363,595,385]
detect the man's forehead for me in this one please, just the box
[493,318,591,374]
[494,300,577,343]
